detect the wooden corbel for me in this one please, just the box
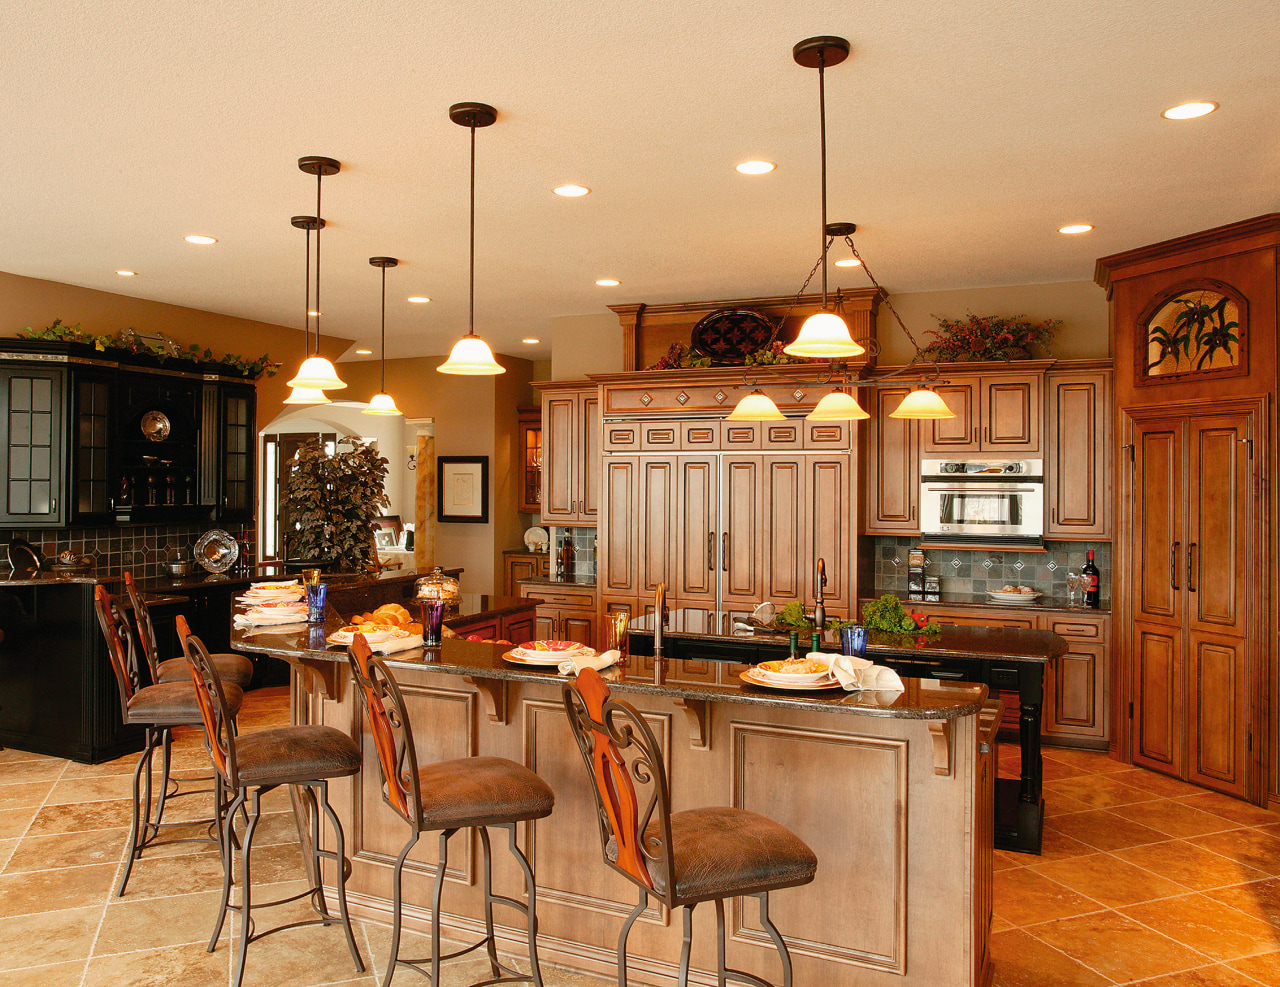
[465,677,509,725]
[673,698,710,751]
[927,720,953,777]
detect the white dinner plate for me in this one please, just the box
[502,649,570,667]
[987,590,1041,604]
[739,668,842,691]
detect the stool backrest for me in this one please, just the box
[177,614,239,789]
[93,585,141,719]
[563,668,674,902]
[347,635,420,826]
[122,572,162,680]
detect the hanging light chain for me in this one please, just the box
[843,235,941,380]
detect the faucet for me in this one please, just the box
[653,582,667,658]
[812,558,827,633]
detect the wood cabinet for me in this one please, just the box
[1046,367,1111,539]
[502,551,550,596]
[0,366,65,527]
[539,386,599,524]
[518,581,598,649]
[921,370,1044,455]
[865,385,920,534]
[516,407,542,515]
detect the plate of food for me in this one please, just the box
[739,667,842,691]
[987,586,1041,604]
[502,649,577,667]
[247,601,307,614]
[516,640,593,656]
[327,625,404,646]
[754,656,834,685]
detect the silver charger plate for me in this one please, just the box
[194,529,239,573]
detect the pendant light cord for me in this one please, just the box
[315,170,323,348]
[468,120,476,338]
[380,264,387,392]
[303,226,312,357]
[818,52,829,310]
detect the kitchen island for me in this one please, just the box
[234,615,1001,987]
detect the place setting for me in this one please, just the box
[739,627,905,695]
[503,639,623,676]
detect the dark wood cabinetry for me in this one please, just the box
[517,408,542,514]
[921,368,1045,455]
[1046,367,1111,539]
[517,581,596,647]
[0,366,64,526]
[502,550,550,596]
[71,373,112,524]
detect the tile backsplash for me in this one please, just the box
[548,526,597,582]
[871,536,1112,604]
[0,524,256,580]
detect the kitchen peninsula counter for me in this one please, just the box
[237,619,1001,987]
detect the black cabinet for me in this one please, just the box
[0,367,65,527]
[71,372,113,524]
[216,384,255,523]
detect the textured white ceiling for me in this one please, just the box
[1,1,1276,362]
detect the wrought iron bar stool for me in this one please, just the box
[347,635,555,987]
[564,668,818,987]
[178,616,364,987]
[123,571,254,689]
[93,585,244,896]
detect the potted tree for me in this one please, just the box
[281,437,390,573]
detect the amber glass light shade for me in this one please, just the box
[805,389,869,421]
[889,387,955,419]
[286,356,346,390]
[726,389,785,421]
[283,386,331,406]
[783,311,866,359]
[362,392,403,416]
[437,335,505,375]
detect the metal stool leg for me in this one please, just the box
[117,727,159,896]
[715,898,729,987]
[678,904,696,987]
[617,888,647,987]
[315,780,364,973]
[503,823,546,987]
[384,832,417,987]
[430,829,452,986]
[757,892,793,987]
[231,789,264,987]
[480,826,502,980]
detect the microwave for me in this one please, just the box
[919,459,1044,546]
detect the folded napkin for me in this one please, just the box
[370,633,424,655]
[236,620,309,637]
[558,650,621,676]
[827,654,904,693]
[237,591,304,604]
[234,611,312,628]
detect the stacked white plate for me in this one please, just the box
[986,589,1041,604]
[237,580,304,605]
[504,640,595,666]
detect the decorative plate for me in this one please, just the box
[986,590,1041,604]
[739,668,842,691]
[502,649,569,667]
[141,410,171,442]
[194,529,238,573]
[755,658,835,685]
[517,640,593,655]
[690,308,778,365]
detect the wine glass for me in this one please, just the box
[1066,571,1085,608]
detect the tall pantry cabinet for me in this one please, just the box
[1096,214,1278,807]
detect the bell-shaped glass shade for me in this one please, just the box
[437,334,506,375]
[286,356,347,390]
[726,389,785,421]
[362,392,403,416]
[805,389,869,421]
[782,311,866,359]
[889,387,955,419]
[283,386,331,406]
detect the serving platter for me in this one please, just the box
[502,649,571,667]
[739,668,842,691]
[987,590,1041,604]
[194,529,238,573]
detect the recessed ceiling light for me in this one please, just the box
[834,258,862,268]
[595,279,620,287]
[1163,101,1217,120]
[1058,224,1094,235]
[354,348,373,355]
[407,296,431,303]
[522,338,540,345]
[184,234,217,245]
[553,185,590,197]
[736,161,776,175]
[116,270,136,276]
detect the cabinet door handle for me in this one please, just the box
[1170,541,1180,591]
[972,426,978,442]
[707,531,715,571]
[909,505,915,521]
[984,425,990,443]
[722,532,728,572]
[1051,507,1057,524]
[1188,542,1197,593]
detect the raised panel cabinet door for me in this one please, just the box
[762,457,804,605]
[579,394,600,520]
[503,612,536,646]
[922,381,977,453]
[1046,373,1109,538]
[540,394,577,522]
[1132,622,1183,777]
[600,457,638,595]
[1133,419,1185,625]
[0,367,65,526]
[806,455,852,613]
[981,375,1041,452]
[1187,631,1249,798]
[561,613,595,650]
[1043,643,1106,740]
[504,555,538,596]
[534,610,558,641]
[639,459,677,596]
[674,456,717,601]
[866,385,920,533]
[71,373,112,523]
[1187,414,1251,638]
[721,456,763,605]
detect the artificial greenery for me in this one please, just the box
[772,601,856,633]
[860,594,941,635]
[282,438,390,571]
[647,339,824,370]
[923,313,1061,363]
[17,319,280,378]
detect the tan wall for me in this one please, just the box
[550,312,623,380]
[0,269,353,423]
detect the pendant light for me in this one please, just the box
[806,387,869,421]
[438,102,506,376]
[890,386,954,419]
[783,38,865,361]
[363,257,403,416]
[726,388,786,421]
[283,215,331,406]
[287,156,347,391]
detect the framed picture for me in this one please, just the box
[438,456,489,524]
[374,528,398,549]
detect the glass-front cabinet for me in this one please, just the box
[0,367,64,526]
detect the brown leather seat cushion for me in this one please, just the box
[415,756,554,829]
[157,654,254,689]
[127,681,244,725]
[233,726,360,787]
[647,806,817,904]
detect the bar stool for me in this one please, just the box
[563,668,817,987]
[347,635,554,987]
[123,571,254,689]
[177,616,364,987]
[93,585,244,896]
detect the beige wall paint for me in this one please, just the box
[549,312,622,380]
[0,269,353,422]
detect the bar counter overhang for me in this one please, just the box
[234,612,1008,987]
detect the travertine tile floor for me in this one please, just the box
[2,689,1279,986]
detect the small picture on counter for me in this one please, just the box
[438,456,490,524]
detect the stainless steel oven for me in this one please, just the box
[920,459,1044,546]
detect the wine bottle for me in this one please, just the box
[1082,549,1101,609]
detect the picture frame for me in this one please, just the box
[437,456,489,524]
[374,528,398,549]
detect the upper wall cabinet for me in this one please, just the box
[539,384,600,525]
[864,384,920,535]
[1045,366,1111,539]
[0,366,65,527]
[922,365,1049,455]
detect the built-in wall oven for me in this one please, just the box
[920,459,1044,546]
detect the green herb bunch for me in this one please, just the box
[861,594,941,635]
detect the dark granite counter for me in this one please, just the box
[866,589,1111,616]
[232,609,988,721]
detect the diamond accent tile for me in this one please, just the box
[983,559,994,569]
[951,558,961,569]
[1047,560,1058,571]
[1013,560,1025,571]
[891,556,900,567]
[793,389,806,402]
[676,391,689,405]
[714,390,727,404]
[639,393,652,406]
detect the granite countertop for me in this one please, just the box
[628,608,1067,664]
[232,609,988,721]
[515,575,597,589]
[0,568,100,586]
[867,589,1111,616]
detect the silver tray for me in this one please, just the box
[194,529,239,573]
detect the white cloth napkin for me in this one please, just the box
[234,611,311,628]
[370,633,424,655]
[827,654,904,693]
[558,650,621,676]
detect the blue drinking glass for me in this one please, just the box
[840,625,868,658]
[306,582,327,623]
